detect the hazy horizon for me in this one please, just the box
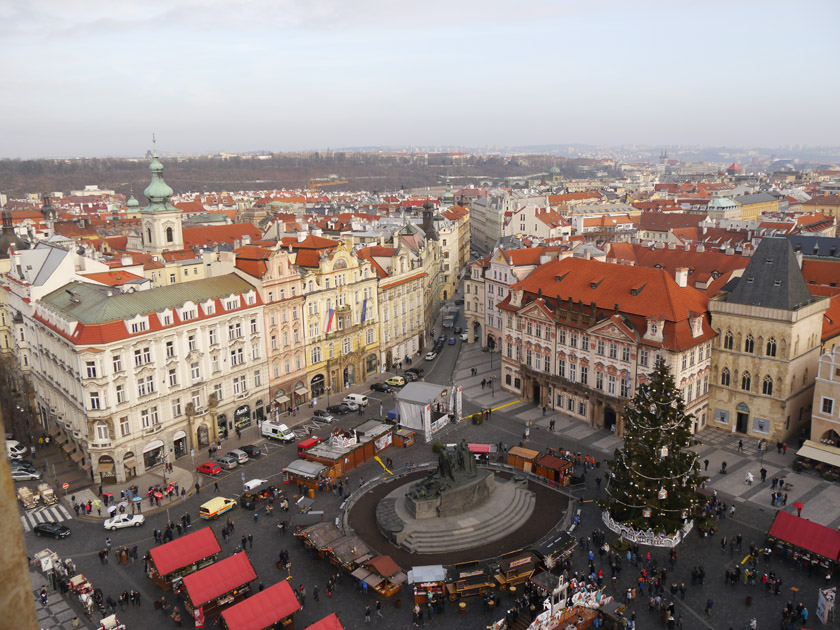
[2,0,838,159]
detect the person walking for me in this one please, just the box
[738,439,743,452]
[248,533,253,549]
[704,598,713,616]
[364,605,372,623]
[376,600,383,618]
[213,482,219,494]
[313,586,319,602]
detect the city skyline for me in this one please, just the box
[2,0,838,159]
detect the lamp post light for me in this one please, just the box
[326,385,332,409]
[490,375,496,398]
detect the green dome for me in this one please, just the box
[143,150,175,207]
[126,194,139,208]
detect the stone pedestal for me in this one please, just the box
[405,469,494,519]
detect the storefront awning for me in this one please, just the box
[182,553,257,607]
[173,430,186,441]
[294,386,309,395]
[149,528,221,577]
[48,425,61,437]
[221,580,300,630]
[70,451,84,463]
[62,442,75,453]
[82,461,92,470]
[97,461,114,472]
[274,395,290,404]
[350,567,384,588]
[144,439,165,453]
[122,458,137,469]
[796,440,840,468]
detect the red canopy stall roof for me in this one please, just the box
[467,443,492,454]
[221,580,300,630]
[149,527,221,577]
[304,613,344,630]
[182,553,257,607]
[768,511,840,561]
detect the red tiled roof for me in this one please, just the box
[220,580,300,630]
[79,271,143,286]
[499,246,563,266]
[365,555,402,578]
[149,528,220,577]
[802,258,840,288]
[638,211,707,232]
[183,223,261,248]
[304,613,344,630]
[234,245,272,278]
[182,553,257,607]
[822,294,840,342]
[803,194,840,206]
[768,510,840,561]
[279,235,341,250]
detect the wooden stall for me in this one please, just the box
[534,455,573,486]
[301,421,392,480]
[178,553,256,622]
[282,460,328,492]
[407,565,447,604]
[445,561,495,600]
[329,534,373,572]
[467,443,498,464]
[147,528,221,591]
[493,550,539,589]
[220,580,300,630]
[393,429,415,448]
[766,510,840,573]
[350,555,406,598]
[303,613,343,630]
[506,446,541,473]
[294,522,344,559]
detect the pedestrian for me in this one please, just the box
[253,511,259,523]
[40,586,48,606]
[195,482,200,495]
[705,598,713,616]
[299,584,306,606]
[364,605,372,623]
[248,533,253,548]
[738,439,743,451]
[313,586,319,601]
[106,537,112,549]
[376,600,383,618]
[214,482,219,493]
[782,443,788,455]
[550,419,556,431]
[596,476,601,491]
[542,406,546,416]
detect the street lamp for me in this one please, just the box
[490,375,496,398]
[326,385,332,408]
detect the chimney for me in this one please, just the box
[297,233,306,243]
[696,243,705,253]
[675,267,688,288]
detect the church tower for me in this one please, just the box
[140,141,183,254]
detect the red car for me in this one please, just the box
[196,462,222,476]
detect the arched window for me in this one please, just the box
[744,335,755,354]
[166,226,174,243]
[762,375,773,396]
[766,338,777,357]
[723,331,733,350]
[721,368,730,386]
[741,371,751,391]
[146,228,152,242]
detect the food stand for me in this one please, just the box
[240,485,278,511]
[353,555,406,598]
[534,455,573,486]
[766,510,840,573]
[467,442,498,464]
[282,460,328,492]
[445,561,495,600]
[393,429,415,449]
[407,565,447,604]
[147,527,221,591]
[294,522,344,558]
[179,552,257,622]
[301,421,393,479]
[493,550,539,589]
[506,446,541,473]
[17,486,37,509]
[303,613,343,630]
[220,580,300,630]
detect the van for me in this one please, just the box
[199,497,236,520]
[343,393,368,408]
[261,421,295,443]
[6,440,28,461]
[297,436,324,458]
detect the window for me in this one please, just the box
[228,322,242,340]
[569,363,577,382]
[741,371,751,391]
[608,374,616,395]
[744,335,754,354]
[137,375,154,397]
[621,378,630,398]
[295,328,301,343]
[285,359,291,374]
[85,361,97,378]
[254,370,262,387]
[703,375,709,394]
[250,318,258,334]
[211,355,220,372]
[570,333,577,348]
[578,401,586,416]
[192,391,201,409]
[609,343,617,359]
[622,346,630,362]
[705,343,711,360]
[581,336,589,351]
[271,336,278,350]
[89,391,101,410]
[526,321,533,335]
[141,406,159,428]
[112,355,123,372]
[171,399,182,418]
[230,348,244,366]
[723,330,733,350]
[640,350,649,367]
[342,338,351,355]
[596,371,603,390]
[130,321,147,334]
[188,335,196,351]
[721,368,730,386]
[366,328,374,344]
[214,383,223,401]
[273,363,280,378]
[96,422,109,441]
[252,345,260,360]
[134,347,151,367]
[762,375,773,396]
[823,398,835,415]
[166,341,174,358]
[115,384,126,403]
[558,359,565,378]
[580,365,588,385]
[690,350,695,367]
[526,349,532,367]
[209,329,217,345]
[233,375,247,394]
[766,338,777,357]
[168,368,177,387]
[567,397,574,411]
[119,416,130,436]
[597,339,605,356]
[311,346,322,364]
[191,362,201,383]
[682,354,688,370]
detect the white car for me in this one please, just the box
[460,332,468,341]
[244,479,268,492]
[11,469,41,481]
[425,351,438,361]
[103,514,145,530]
[343,400,359,411]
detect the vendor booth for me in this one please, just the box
[179,552,257,622]
[467,442,498,464]
[294,522,344,557]
[295,522,374,575]
[301,421,392,480]
[350,555,406,598]
[408,565,447,604]
[796,439,840,474]
[446,561,495,600]
[767,510,840,572]
[493,550,539,589]
[395,382,461,442]
[506,446,541,473]
[220,580,300,630]
[393,429,415,448]
[534,454,573,485]
[303,613,343,630]
[148,528,221,591]
[240,484,278,511]
[283,460,328,491]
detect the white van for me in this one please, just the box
[6,440,28,461]
[261,421,295,443]
[343,393,368,408]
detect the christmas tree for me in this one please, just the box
[598,357,705,537]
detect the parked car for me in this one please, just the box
[11,460,38,473]
[327,404,352,416]
[196,462,222,476]
[434,342,444,353]
[226,449,249,465]
[405,367,425,378]
[439,334,447,343]
[343,400,359,411]
[454,326,463,333]
[33,521,71,539]
[261,421,295,442]
[240,445,263,459]
[385,376,406,387]
[11,469,41,481]
[370,382,393,393]
[104,514,145,530]
[217,455,238,470]
[460,332,469,341]
[448,337,456,345]
[313,410,336,423]
[425,351,438,361]
[403,371,419,382]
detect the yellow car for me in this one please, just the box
[385,376,406,387]
[199,497,236,520]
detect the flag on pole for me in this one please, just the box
[323,309,335,335]
[361,298,367,322]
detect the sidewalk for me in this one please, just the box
[31,569,91,630]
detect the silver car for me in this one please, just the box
[217,455,238,470]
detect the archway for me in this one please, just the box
[311,374,325,398]
[197,424,210,447]
[604,407,617,433]
[735,402,750,434]
[443,290,448,301]
[344,364,356,387]
[366,354,378,375]
[473,321,482,345]
[532,382,541,405]
[143,439,165,469]
[98,455,116,482]
[821,429,840,447]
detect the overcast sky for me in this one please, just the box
[1,0,837,158]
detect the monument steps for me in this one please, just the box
[402,486,535,554]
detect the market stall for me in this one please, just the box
[147,527,221,591]
[445,561,495,600]
[329,534,373,572]
[493,551,539,589]
[352,555,406,598]
[408,565,447,604]
[303,613,343,630]
[282,460,328,492]
[506,446,541,473]
[240,484,278,511]
[294,522,344,558]
[220,580,300,630]
[393,429,415,448]
[178,552,257,622]
[534,455,573,486]
[301,421,392,479]
[766,510,840,572]
[467,442,498,464]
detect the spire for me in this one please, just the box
[142,138,176,212]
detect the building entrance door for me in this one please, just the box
[736,412,749,433]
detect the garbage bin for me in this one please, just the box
[308,488,315,499]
